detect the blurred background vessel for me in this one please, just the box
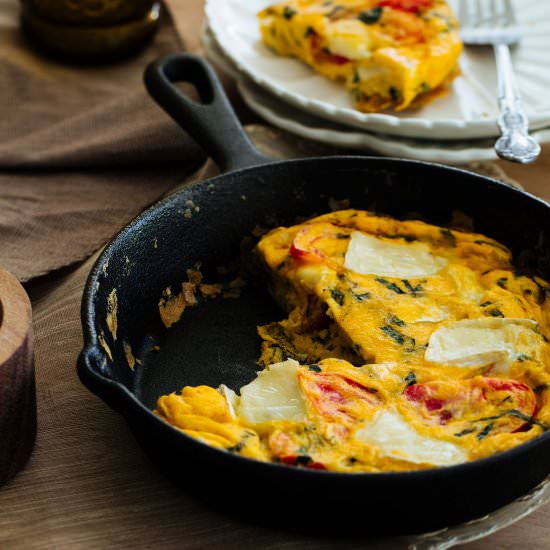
[20,0,162,61]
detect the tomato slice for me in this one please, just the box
[404,381,465,425]
[378,0,433,13]
[479,378,536,419]
[289,223,348,266]
[404,377,537,432]
[299,370,381,423]
[289,226,327,263]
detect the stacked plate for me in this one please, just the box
[203,0,550,164]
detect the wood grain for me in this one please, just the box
[0,267,36,486]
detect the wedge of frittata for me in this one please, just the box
[258,0,463,112]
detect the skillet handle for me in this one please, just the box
[144,53,270,173]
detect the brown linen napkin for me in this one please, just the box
[0,1,205,282]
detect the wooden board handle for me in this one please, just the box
[0,267,36,486]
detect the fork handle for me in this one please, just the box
[494,43,541,163]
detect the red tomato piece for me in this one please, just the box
[477,378,536,418]
[404,377,537,431]
[289,227,327,263]
[404,382,451,424]
[378,0,433,13]
[289,223,348,267]
[299,371,381,423]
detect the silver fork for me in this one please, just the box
[459,0,541,163]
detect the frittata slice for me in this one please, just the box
[252,210,550,389]
[258,0,463,112]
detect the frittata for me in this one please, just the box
[257,0,463,112]
[156,210,550,473]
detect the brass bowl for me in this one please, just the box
[21,2,162,61]
[22,0,155,25]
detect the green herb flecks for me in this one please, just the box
[352,71,360,84]
[227,431,255,453]
[330,288,345,306]
[376,278,405,294]
[283,6,297,20]
[534,384,549,394]
[381,326,415,351]
[477,423,494,441]
[389,86,399,102]
[497,277,508,290]
[474,239,510,253]
[327,5,345,18]
[419,82,431,94]
[384,233,418,243]
[402,279,424,296]
[440,227,456,246]
[351,289,371,301]
[487,308,504,318]
[388,314,405,327]
[305,26,315,37]
[480,301,493,307]
[381,325,405,345]
[358,6,383,25]
[516,353,531,362]
[226,441,245,453]
[473,409,550,431]
[308,364,322,373]
[404,372,417,387]
[529,277,550,305]
[454,427,476,437]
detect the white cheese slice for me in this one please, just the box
[325,19,372,60]
[237,359,307,424]
[425,318,540,372]
[344,231,447,278]
[355,410,467,466]
[217,384,239,419]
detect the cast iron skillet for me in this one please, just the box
[78,53,550,536]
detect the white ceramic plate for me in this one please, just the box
[206,0,550,139]
[202,25,550,165]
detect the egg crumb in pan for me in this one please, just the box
[257,0,463,112]
[156,210,550,473]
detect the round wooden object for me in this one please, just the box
[0,267,36,486]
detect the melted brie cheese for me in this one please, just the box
[325,19,372,60]
[237,359,307,423]
[355,409,467,466]
[218,384,239,419]
[425,318,540,371]
[344,231,447,278]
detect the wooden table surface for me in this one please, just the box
[0,1,548,548]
